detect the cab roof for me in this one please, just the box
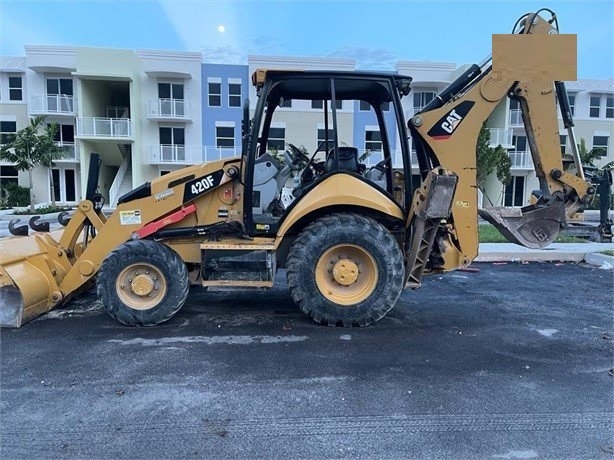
[251,69,412,103]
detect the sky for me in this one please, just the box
[0,0,612,79]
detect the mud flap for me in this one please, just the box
[479,198,565,249]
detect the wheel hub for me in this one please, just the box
[332,259,359,285]
[116,263,166,310]
[315,244,378,306]
[131,274,155,296]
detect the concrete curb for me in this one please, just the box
[584,252,614,269]
[475,242,614,269]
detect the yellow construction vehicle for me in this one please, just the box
[0,9,594,328]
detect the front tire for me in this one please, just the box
[97,240,189,326]
[286,213,404,327]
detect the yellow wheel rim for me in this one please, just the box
[315,244,378,306]
[116,263,167,310]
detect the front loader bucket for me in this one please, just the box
[0,280,25,327]
[479,199,565,249]
[0,231,65,328]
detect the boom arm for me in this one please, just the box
[408,10,593,270]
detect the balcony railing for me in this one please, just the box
[509,108,523,127]
[54,142,77,161]
[76,117,133,138]
[488,128,514,147]
[509,150,533,169]
[147,145,240,165]
[30,94,76,115]
[147,98,189,119]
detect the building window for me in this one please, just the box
[267,127,285,151]
[47,77,73,96]
[317,128,333,149]
[216,126,235,148]
[504,176,525,207]
[158,82,184,100]
[9,76,22,101]
[589,96,601,118]
[159,127,185,162]
[567,93,575,116]
[228,83,241,107]
[313,100,342,110]
[413,91,436,111]
[359,100,388,111]
[208,82,221,107]
[0,121,16,145]
[559,134,567,155]
[593,136,609,156]
[280,98,292,108]
[48,123,75,144]
[365,129,382,152]
[159,127,185,146]
[0,165,18,188]
[606,96,613,119]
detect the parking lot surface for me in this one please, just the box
[1,262,612,459]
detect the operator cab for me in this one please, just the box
[243,69,413,235]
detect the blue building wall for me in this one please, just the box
[201,63,249,155]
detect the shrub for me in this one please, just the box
[0,183,31,207]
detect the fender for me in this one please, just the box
[276,174,404,238]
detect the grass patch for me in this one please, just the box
[13,205,73,215]
[479,224,588,244]
[599,249,614,257]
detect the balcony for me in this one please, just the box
[30,94,76,116]
[147,98,190,121]
[147,145,239,165]
[76,117,133,139]
[54,142,78,162]
[488,128,514,148]
[509,109,523,127]
[509,150,533,169]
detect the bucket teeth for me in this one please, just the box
[8,219,29,237]
[29,216,50,232]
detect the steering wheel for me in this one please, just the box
[287,143,310,163]
[371,156,392,172]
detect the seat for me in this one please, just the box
[324,147,365,174]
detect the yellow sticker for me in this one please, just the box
[119,210,142,225]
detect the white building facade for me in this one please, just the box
[1,45,612,209]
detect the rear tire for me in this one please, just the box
[286,213,404,327]
[97,240,189,326]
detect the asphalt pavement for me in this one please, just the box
[1,263,612,459]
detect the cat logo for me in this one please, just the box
[427,101,475,140]
[456,200,470,208]
[441,109,463,134]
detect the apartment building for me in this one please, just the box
[0,56,31,195]
[1,45,612,209]
[201,63,249,163]
[1,46,202,207]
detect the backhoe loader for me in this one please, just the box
[0,9,594,328]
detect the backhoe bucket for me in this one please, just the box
[478,199,565,249]
[0,231,65,328]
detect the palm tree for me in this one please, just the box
[576,137,606,168]
[0,116,68,211]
